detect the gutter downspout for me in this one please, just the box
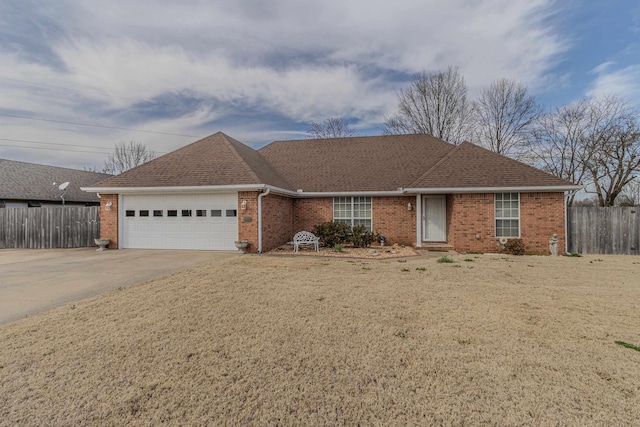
[257,188,271,253]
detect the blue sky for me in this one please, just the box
[0,0,638,170]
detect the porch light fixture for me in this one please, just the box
[241,199,248,210]
[105,201,113,211]
[407,202,412,211]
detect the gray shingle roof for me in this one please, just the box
[259,134,454,192]
[0,159,112,203]
[86,132,577,193]
[93,132,290,189]
[409,142,574,189]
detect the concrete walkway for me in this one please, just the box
[0,248,234,326]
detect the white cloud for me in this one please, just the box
[0,0,568,167]
[586,64,640,102]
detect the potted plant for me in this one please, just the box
[94,238,111,251]
[234,240,249,254]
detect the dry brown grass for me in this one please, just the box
[1,253,639,425]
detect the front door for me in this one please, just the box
[422,195,447,242]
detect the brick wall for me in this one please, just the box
[99,194,119,249]
[293,197,333,233]
[446,192,566,254]
[261,193,294,252]
[520,192,566,254]
[292,196,416,246]
[372,196,416,246]
[237,191,259,252]
[447,193,494,253]
[102,191,565,254]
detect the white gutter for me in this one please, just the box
[415,194,422,248]
[83,184,583,197]
[82,184,265,194]
[118,193,123,247]
[405,185,583,194]
[293,190,407,198]
[257,188,271,253]
[81,184,298,196]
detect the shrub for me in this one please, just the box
[312,222,351,247]
[349,225,377,248]
[504,238,526,255]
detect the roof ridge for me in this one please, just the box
[217,133,263,184]
[407,142,460,188]
[0,158,112,176]
[267,133,452,145]
[457,141,576,183]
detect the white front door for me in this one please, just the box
[422,195,447,242]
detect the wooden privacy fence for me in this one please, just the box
[567,206,640,255]
[0,206,100,249]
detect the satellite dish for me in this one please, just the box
[52,181,70,205]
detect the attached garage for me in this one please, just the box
[121,193,238,250]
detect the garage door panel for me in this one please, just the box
[122,193,238,250]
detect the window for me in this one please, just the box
[153,210,163,217]
[333,197,372,230]
[226,209,237,217]
[495,193,520,237]
[139,210,149,217]
[211,209,222,217]
[125,210,135,217]
[182,209,192,217]
[168,210,178,217]
[196,210,207,217]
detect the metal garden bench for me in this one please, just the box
[293,231,320,253]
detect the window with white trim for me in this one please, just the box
[495,193,520,237]
[333,197,372,230]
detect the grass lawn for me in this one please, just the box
[1,253,639,425]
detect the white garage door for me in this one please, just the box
[121,193,238,250]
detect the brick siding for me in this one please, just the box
[261,193,294,252]
[292,196,416,247]
[445,192,565,254]
[520,192,566,254]
[293,197,333,234]
[99,194,119,249]
[372,196,416,246]
[105,191,565,255]
[237,191,259,252]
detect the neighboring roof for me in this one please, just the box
[0,158,112,203]
[259,134,454,192]
[409,142,574,189]
[85,132,578,194]
[92,132,290,189]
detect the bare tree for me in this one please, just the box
[382,66,473,144]
[307,118,357,138]
[527,100,591,205]
[581,96,640,206]
[528,95,640,206]
[103,141,156,175]
[472,78,541,159]
[619,179,640,206]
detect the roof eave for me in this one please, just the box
[405,185,583,194]
[81,184,299,196]
[82,184,267,194]
[81,184,583,197]
[294,190,406,197]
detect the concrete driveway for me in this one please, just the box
[0,248,235,326]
